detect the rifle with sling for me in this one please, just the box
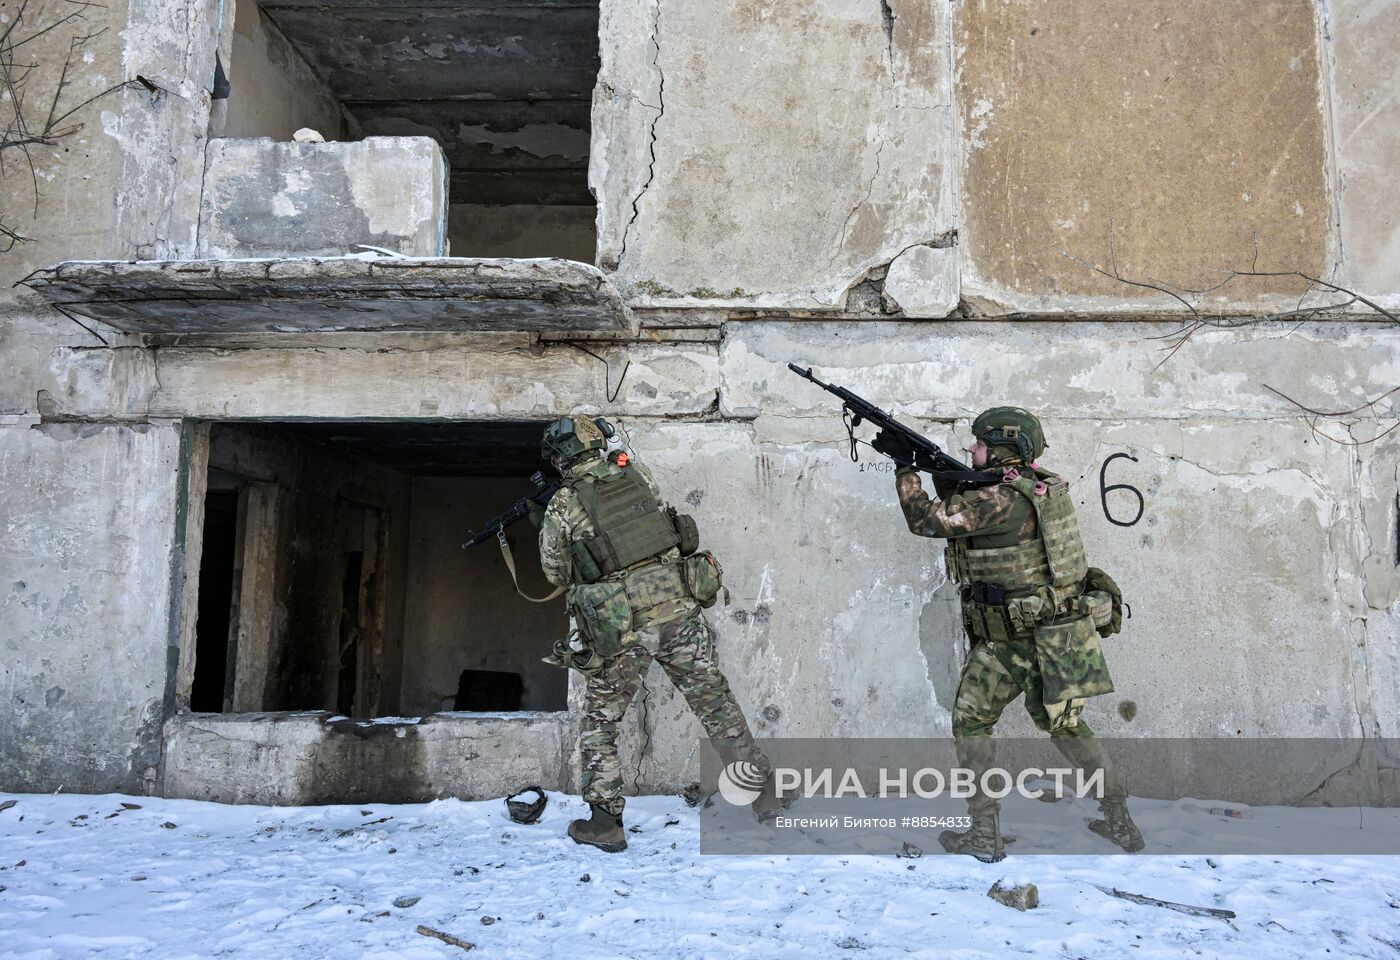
[463,471,566,603]
[786,363,1001,487]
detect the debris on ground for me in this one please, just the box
[987,881,1039,911]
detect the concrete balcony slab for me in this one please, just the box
[21,256,635,338]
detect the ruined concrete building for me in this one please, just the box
[1,0,1396,804]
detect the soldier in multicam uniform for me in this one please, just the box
[873,407,1143,862]
[533,416,780,852]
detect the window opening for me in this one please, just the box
[191,420,566,718]
[213,1,601,261]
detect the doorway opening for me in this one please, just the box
[189,419,568,718]
[191,486,239,713]
[211,0,600,261]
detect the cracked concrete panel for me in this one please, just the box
[0,422,183,793]
[134,342,718,421]
[719,320,1400,422]
[0,0,214,284]
[594,0,955,308]
[197,138,448,258]
[118,0,220,259]
[881,244,959,316]
[1355,429,1400,736]
[1050,418,1361,739]
[1329,0,1400,305]
[956,0,1330,312]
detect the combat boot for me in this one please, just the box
[750,773,784,823]
[1088,800,1145,852]
[568,804,627,853]
[939,813,1006,863]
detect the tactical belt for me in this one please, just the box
[591,551,678,583]
[969,577,1086,613]
[966,578,1088,645]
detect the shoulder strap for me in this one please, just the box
[496,530,565,604]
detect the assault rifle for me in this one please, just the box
[462,471,561,549]
[787,363,1000,487]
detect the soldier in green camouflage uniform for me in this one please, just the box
[873,408,1143,861]
[535,417,778,852]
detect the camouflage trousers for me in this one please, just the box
[580,606,768,817]
[952,638,1126,817]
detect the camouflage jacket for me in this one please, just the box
[539,451,692,628]
[894,466,1036,544]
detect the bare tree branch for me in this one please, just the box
[1061,226,1398,374]
[1059,229,1398,444]
[0,216,34,253]
[1,0,135,242]
[1261,384,1399,447]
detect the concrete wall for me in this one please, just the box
[400,477,569,715]
[1328,0,1400,306]
[2,0,1399,803]
[0,423,184,794]
[197,138,449,258]
[594,0,956,307]
[0,0,219,792]
[217,0,345,141]
[954,0,1330,312]
[162,712,572,804]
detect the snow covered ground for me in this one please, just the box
[2,790,1398,959]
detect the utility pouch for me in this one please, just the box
[1006,594,1048,633]
[1083,566,1125,637]
[570,581,633,659]
[1034,612,1113,705]
[1079,590,1114,632]
[668,507,700,557]
[965,599,1014,643]
[570,539,603,584]
[681,551,726,609]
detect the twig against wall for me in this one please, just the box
[1059,226,1398,371]
[1262,384,1400,447]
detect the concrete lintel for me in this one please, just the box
[22,256,637,337]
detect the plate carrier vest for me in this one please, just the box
[946,469,1089,607]
[569,462,680,582]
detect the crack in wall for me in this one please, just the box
[879,0,896,79]
[1341,420,1384,738]
[834,231,958,311]
[617,0,666,267]
[829,138,888,275]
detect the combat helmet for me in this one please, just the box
[541,416,615,465]
[972,406,1045,464]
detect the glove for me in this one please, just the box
[526,501,547,529]
[870,429,916,468]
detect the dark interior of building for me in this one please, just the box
[191,420,570,718]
